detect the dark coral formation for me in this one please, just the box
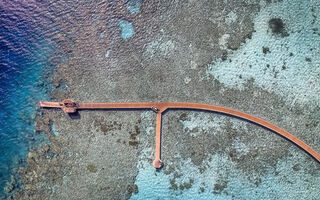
[268,18,289,37]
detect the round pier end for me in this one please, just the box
[153,159,163,169]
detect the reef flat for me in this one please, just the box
[5,0,320,199]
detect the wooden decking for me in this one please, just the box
[39,99,320,168]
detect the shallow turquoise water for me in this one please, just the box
[119,20,135,40]
[206,0,320,106]
[127,0,142,14]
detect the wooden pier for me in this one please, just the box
[39,99,320,168]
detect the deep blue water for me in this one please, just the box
[0,2,54,196]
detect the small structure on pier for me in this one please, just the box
[60,99,78,113]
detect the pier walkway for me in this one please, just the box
[39,99,320,168]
